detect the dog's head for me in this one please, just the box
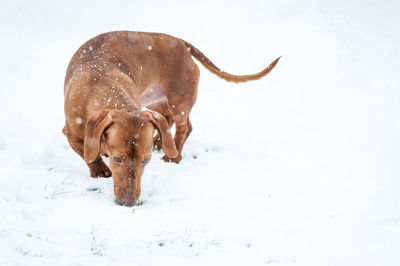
[83,109,177,206]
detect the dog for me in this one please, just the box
[63,31,280,205]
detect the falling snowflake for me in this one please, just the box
[75,117,83,125]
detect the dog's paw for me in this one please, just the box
[162,154,182,164]
[88,162,112,178]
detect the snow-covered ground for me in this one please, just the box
[1,0,399,265]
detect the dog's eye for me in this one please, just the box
[113,156,122,163]
[142,158,150,164]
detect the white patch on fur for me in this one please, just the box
[75,117,83,125]
[153,112,160,119]
[140,86,166,107]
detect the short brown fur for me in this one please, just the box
[63,31,279,205]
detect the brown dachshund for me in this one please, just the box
[63,31,280,205]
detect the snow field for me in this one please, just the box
[0,0,399,265]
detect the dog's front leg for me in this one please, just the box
[87,156,112,178]
[64,127,111,178]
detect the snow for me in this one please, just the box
[75,117,83,125]
[1,0,400,265]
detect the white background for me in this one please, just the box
[0,0,399,265]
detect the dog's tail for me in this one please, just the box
[180,39,280,83]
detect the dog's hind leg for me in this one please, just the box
[159,47,200,163]
[161,84,198,163]
[186,118,192,140]
[162,115,188,163]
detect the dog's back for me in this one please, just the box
[64,31,195,94]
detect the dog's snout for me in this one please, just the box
[121,194,136,206]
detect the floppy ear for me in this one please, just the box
[84,110,113,163]
[144,110,178,158]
